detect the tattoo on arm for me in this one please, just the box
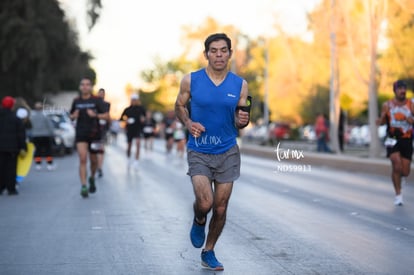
[175,99,190,126]
[175,75,191,127]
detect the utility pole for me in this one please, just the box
[263,39,269,126]
[329,0,340,153]
[367,0,382,158]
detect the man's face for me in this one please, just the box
[79,79,93,95]
[98,90,105,99]
[131,98,139,106]
[395,86,407,101]
[205,40,232,71]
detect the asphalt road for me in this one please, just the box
[0,138,413,275]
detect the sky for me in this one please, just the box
[60,0,321,110]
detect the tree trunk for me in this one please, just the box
[368,0,382,158]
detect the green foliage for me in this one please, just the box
[87,0,102,31]
[135,3,414,125]
[0,0,94,104]
[379,2,414,88]
[140,57,196,112]
[139,89,165,112]
[290,126,301,140]
[377,93,392,109]
[299,85,330,125]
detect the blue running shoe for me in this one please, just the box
[190,217,205,248]
[201,250,224,271]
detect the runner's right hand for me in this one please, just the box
[71,109,80,120]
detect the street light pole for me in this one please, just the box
[264,39,269,126]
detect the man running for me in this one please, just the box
[377,80,414,206]
[175,33,250,271]
[173,117,187,158]
[70,77,109,198]
[96,88,111,177]
[163,110,175,155]
[142,110,157,152]
[120,94,146,170]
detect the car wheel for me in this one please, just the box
[65,147,73,155]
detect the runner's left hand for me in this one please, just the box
[236,110,249,126]
[86,109,97,118]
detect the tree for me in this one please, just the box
[139,18,261,114]
[140,58,190,112]
[0,0,94,104]
[86,0,102,31]
[378,0,414,92]
[300,85,330,124]
[309,0,393,156]
[134,4,414,150]
[181,18,317,124]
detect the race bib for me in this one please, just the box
[99,119,107,125]
[143,126,154,134]
[384,137,397,147]
[166,127,173,134]
[174,130,185,140]
[90,141,104,151]
[127,118,135,124]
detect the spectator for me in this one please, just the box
[315,113,331,153]
[30,102,56,170]
[13,97,32,135]
[0,96,27,195]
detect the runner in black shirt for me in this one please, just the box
[96,88,111,178]
[70,77,109,198]
[163,110,175,154]
[120,94,146,170]
[142,110,157,152]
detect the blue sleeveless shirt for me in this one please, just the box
[187,69,243,154]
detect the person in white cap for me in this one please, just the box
[120,94,146,170]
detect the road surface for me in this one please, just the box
[0,139,413,275]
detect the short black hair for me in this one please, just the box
[80,76,93,84]
[204,33,232,53]
[393,80,407,92]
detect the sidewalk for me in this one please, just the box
[240,141,414,181]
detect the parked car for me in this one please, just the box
[268,122,291,145]
[46,110,75,155]
[242,124,268,145]
[348,124,387,146]
[300,124,316,141]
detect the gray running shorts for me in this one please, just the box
[187,145,241,183]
